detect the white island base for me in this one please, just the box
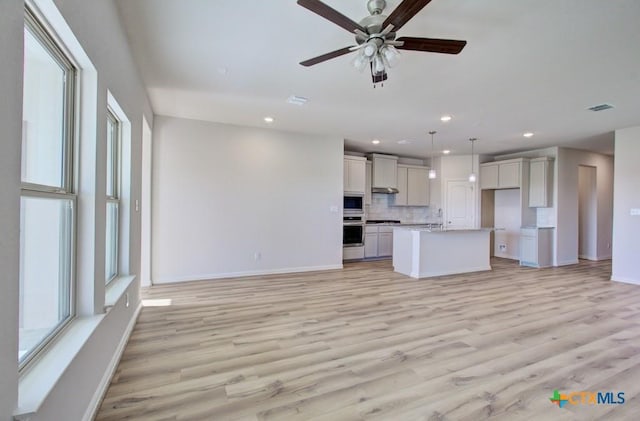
[393,228,492,278]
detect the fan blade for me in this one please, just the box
[297,0,366,33]
[300,46,354,66]
[396,37,466,54]
[382,0,433,32]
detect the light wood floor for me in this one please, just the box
[96,259,640,421]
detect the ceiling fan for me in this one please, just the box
[298,0,466,85]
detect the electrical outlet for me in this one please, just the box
[254,252,261,261]
[630,208,640,216]
[499,244,507,252]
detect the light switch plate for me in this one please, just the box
[630,208,640,216]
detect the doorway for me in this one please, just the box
[445,180,476,229]
[578,165,597,260]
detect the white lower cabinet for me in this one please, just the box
[364,231,378,258]
[365,226,394,258]
[378,230,393,256]
[520,227,553,268]
[343,246,364,260]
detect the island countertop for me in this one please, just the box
[392,227,494,233]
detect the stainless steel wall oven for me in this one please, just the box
[343,215,364,247]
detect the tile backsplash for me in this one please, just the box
[366,194,442,223]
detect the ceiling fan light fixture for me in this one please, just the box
[363,41,378,57]
[381,45,399,66]
[352,51,368,72]
[373,54,385,74]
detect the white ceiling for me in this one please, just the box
[116,0,640,158]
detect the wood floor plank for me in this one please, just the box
[96,258,640,420]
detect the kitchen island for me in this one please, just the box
[392,227,491,278]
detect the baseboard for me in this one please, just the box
[556,259,579,266]
[596,254,612,261]
[611,275,640,285]
[154,264,344,284]
[493,253,518,260]
[417,265,492,279]
[82,302,142,421]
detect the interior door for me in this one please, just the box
[446,180,475,229]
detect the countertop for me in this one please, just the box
[393,227,493,233]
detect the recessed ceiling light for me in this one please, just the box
[440,115,452,122]
[397,140,413,145]
[371,139,380,145]
[523,132,534,138]
[442,150,451,155]
[264,117,274,123]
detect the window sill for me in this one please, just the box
[105,274,135,309]
[15,315,104,420]
[15,275,136,420]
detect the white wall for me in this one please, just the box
[556,148,613,265]
[0,0,23,418]
[152,116,343,283]
[494,189,521,259]
[612,127,640,284]
[1,0,152,419]
[578,165,598,260]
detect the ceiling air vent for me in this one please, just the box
[587,103,614,112]
[287,95,308,106]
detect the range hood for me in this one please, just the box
[371,186,399,194]
[368,153,399,194]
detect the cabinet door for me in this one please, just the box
[499,162,520,188]
[372,157,397,188]
[395,166,408,206]
[349,159,366,193]
[407,167,429,206]
[364,232,378,257]
[378,232,393,257]
[343,159,349,191]
[480,164,499,189]
[520,234,537,264]
[365,161,372,205]
[344,158,366,193]
[529,159,550,207]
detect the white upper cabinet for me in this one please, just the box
[365,161,372,205]
[370,154,398,189]
[480,159,523,190]
[344,156,366,194]
[395,165,429,206]
[529,157,554,207]
[480,164,499,189]
[498,162,521,188]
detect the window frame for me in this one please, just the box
[19,6,78,370]
[105,108,121,284]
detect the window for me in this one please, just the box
[19,8,77,366]
[105,109,121,283]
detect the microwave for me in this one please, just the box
[344,195,364,214]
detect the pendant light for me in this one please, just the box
[468,137,477,183]
[428,131,437,179]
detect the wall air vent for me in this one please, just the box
[587,103,614,112]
